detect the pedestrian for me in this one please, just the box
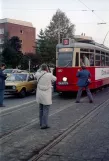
[35,64,56,129]
[0,63,7,107]
[80,57,85,66]
[83,54,90,66]
[76,65,93,103]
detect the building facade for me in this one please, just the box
[0,18,36,54]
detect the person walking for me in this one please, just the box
[35,64,56,129]
[0,63,7,107]
[76,65,93,103]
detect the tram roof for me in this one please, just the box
[57,42,109,53]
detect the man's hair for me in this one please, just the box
[0,63,6,68]
[81,65,86,69]
[41,64,48,71]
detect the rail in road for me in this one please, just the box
[0,90,95,140]
[0,87,109,161]
[0,92,59,139]
[29,96,109,161]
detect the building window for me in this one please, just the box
[20,30,23,34]
[0,28,4,34]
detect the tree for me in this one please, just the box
[45,9,75,42]
[38,9,75,64]
[2,36,23,68]
[21,53,41,71]
[37,29,46,53]
[9,36,22,52]
[37,29,52,63]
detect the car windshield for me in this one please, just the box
[3,69,13,74]
[6,74,27,81]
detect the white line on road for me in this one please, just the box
[0,100,36,113]
[0,100,79,142]
[0,93,58,115]
[1,89,109,142]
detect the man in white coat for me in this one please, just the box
[35,64,57,129]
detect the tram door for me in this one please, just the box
[74,48,80,67]
[75,52,79,66]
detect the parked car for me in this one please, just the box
[5,73,37,97]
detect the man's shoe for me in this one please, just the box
[75,101,80,103]
[41,126,50,129]
[89,100,93,103]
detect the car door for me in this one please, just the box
[27,74,37,92]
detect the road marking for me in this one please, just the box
[0,100,36,113]
[0,93,58,114]
[1,90,109,142]
[0,99,78,142]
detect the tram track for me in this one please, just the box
[0,88,109,161]
[29,97,109,161]
[0,88,109,143]
[0,99,77,142]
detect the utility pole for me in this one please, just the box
[58,29,60,44]
[58,18,61,44]
[29,59,31,73]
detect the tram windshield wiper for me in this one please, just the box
[64,60,72,67]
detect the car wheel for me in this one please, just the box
[19,89,26,98]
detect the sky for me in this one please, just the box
[1,0,109,47]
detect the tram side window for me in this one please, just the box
[95,54,100,66]
[101,55,105,66]
[106,53,109,66]
[89,54,94,66]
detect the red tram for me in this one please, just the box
[56,35,109,93]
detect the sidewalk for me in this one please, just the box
[1,88,109,161]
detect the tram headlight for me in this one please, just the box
[62,77,67,82]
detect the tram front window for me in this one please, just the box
[58,52,73,67]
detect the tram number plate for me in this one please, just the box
[58,82,68,85]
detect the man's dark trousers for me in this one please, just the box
[0,90,4,106]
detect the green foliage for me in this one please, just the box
[36,9,75,64]
[21,53,41,71]
[2,36,23,68]
[45,9,75,41]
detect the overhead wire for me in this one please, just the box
[2,7,109,12]
[77,0,106,23]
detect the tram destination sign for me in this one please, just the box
[59,48,73,52]
[95,68,109,80]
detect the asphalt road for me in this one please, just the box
[0,88,109,161]
[39,101,109,161]
[0,92,75,138]
[4,94,36,108]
